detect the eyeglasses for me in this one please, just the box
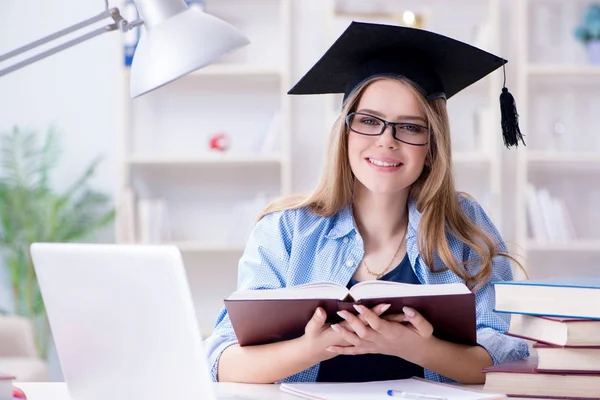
[345,112,430,146]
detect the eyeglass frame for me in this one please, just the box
[344,112,431,146]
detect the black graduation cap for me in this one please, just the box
[288,21,525,148]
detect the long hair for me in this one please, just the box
[259,76,521,290]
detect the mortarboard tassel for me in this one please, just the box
[499,64,525,148]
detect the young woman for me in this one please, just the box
[204,22,528,385]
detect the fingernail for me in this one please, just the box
[326,347,335,352]
[336,311,347,320]
[353,305,364,314]
[381,304,391,313]
[316,308,323,318]
[331,324,340,332]
[403,306,415,317]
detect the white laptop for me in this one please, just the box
[30,242,250,400]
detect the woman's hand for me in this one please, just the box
[300,304,392,362]
[325,304,434,362]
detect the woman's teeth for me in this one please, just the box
[368,158,400,167]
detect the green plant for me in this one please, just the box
[574,4,600,43]
[0,126,115,359]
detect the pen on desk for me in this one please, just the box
[387,390,448,400]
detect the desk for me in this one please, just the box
[14,382,542,400]
[15,382,299,400]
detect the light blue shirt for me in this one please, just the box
[204,194,529,383]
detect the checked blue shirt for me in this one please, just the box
[204,194,529,383]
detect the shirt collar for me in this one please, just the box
[407,197,422,238]
[326,197,423,240]
[325,204,356,240]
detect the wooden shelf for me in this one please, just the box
[526,240,600,252]
[527,65,600,76]
[453,152,491,164]
[168,242,246,253]
[127,154,283,167]
[527,152,600,171]
[527,152,600,163]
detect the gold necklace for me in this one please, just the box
[363,228,406,279]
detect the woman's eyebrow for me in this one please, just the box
[357,109,427,124]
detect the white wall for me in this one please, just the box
[0,0,124,380]
[0,0,122,214]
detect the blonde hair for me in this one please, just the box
[260,76,521,290]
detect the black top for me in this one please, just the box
[316,253,425,382]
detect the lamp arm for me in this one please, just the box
[0,7,144,78]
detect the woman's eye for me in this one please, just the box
[399,124,426,134]
[360,118,380,126]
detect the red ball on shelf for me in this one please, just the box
[208,132,230,152]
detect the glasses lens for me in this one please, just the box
[347,113,430,145]
[347,113,384,136]
[394,123,430,145]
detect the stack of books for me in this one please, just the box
[482,277,600,399]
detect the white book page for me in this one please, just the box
[226,282,348,300]
[281,378,504,400]
[350,281,471,300]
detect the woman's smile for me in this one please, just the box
[366,156,404,172]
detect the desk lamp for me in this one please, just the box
[0,0,250,97]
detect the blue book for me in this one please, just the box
[492,277,600,320]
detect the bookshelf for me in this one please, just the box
[321,0,505,231]
[515,0,600,280]
[115,0,292,336]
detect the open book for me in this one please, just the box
[224,281,476,347]
[281,377,506,400]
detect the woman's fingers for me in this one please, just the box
[402,306,433,338]
[304,307,326,334]
[335,310,370,338]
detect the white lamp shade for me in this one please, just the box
[129,7,250,98]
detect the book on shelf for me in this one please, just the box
[137,198,171,244]
[526,183,576,243]
[224,281,476,347]
[281,377,506,400]
[534,342,600,373]
[482,357,600,399]
[118,187,136,243]
[493,277,600,320]
[507,314,600,347]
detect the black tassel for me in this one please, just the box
[499,65,525,148]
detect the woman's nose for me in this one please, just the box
[376,124,398,149]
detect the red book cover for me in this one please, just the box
[483,358,600,399]
[533,342,600,350]
[537,316,597,323]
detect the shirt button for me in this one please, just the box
[345,260,354,267]
[343,237,349,244]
